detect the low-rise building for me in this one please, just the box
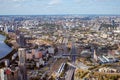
[99,67,118,73]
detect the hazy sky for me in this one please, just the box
[0,0,120,15]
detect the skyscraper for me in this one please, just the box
[18,48,26,66]
[17,33,26,47]
[18,48,27,80]
[93,50,98,62]
[4,25,8,34]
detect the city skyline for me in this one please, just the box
[0,0,120,15]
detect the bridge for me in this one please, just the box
[53,55,68,59]
[62,54,80,56]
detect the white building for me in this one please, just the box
[4,59,9,67]
[99,67,118,73]
[0,69,6,80]
[48,47,54,54]
[39,58,45,66]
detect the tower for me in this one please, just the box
[4,25,8,34]
[18,48,27,80]
[18,48,26,66]
[93,50,98,62]
[112,20,115,26]
[18,33,26,47]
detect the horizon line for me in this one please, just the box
[0,14,120,16]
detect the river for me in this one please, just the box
[0,34,12,58]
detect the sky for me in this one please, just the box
[0,0,120,15]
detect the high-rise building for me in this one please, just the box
[4,59,10,67]
[18,48,27,80]
[93,50,98,62]
[4,25,8,34]
[0,69,5,80]
[18,48,26,66]
[112,20,115,26]
[17,33,26,47]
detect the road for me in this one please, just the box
[65,42,76,80]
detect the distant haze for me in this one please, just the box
[0,0,120,15]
